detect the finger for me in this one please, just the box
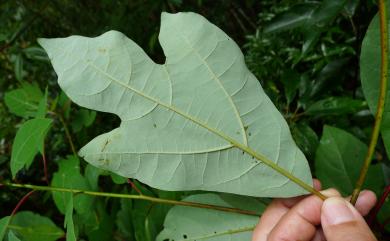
[348,190,377,216]
[312,229,325,241]
[279,179,322,208]
[266,189,341,241]
[252,180,321,241]
[321,197,377,241]
[252,200,290,241]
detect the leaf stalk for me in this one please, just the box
[2,182,260,216]
[351,0,388,204]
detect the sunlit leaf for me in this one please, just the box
[39,12,312,197]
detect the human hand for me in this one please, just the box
[252,180,377,241]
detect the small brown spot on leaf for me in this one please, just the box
[98,47,107,53]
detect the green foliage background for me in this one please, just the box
[0,0,389,240]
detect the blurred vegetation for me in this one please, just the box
[0,0,389,240]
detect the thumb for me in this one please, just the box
[321,197,377,241]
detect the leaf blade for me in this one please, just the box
[11,118,52,178]
[157,193,265,241]
[39,12,312,197]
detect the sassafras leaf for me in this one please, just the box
[39,12,312,197]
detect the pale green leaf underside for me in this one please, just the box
[39,12,311,197]
[157,193,265,241]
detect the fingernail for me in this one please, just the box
[322,197,356,225]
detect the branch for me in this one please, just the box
[351,0,388,204]
[2,182,260,216]
[367,185,390,226]
[57,114,77,156]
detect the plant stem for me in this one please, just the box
[42,144,49,184]
[11,190,36,216]
[367,185,390,226]
[127,178,143,195]
[351,0,388,205]
[58,114,77,156]
[2,182,260,216]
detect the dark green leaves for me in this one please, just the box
[51,156,93,214]
[315,126,385,195]
[360,4,390,157]
[305,97,367,116]
[0,216,11,240]
[4,83,44,118]
[64,196,77,241]
[11,118,52,177]
[264,0,348,34]
[6,211,64,241]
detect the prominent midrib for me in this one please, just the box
[177,31,248,146]
[88,63,318,196]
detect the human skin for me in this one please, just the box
[252,180,377,241]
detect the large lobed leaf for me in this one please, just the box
[39,12,312,197]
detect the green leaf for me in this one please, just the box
[39,12,312,197]
[4,83,43,118]
[264,3,319,33]
[291,122,319,160]
[131,186,170,241]
[116,198,134,240]
[8,231,22,241]
[9,211,64,241]
[378,198,390,232]
[35,88,48,119]
[51,156,94,214]
[315,126,385,195]
[264,0,348,34]
[0,216,11,240]
[281,70,300,104]
[64,195,77,241]
[11,118,52,178]
[305,97,367,116]
[84,210,114,241]
[85,164,107,190]
[157,193,265,241]
[23,46,50,62]
[13,54,24,82]
[71,109,96,132]
[360,7,390,157]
